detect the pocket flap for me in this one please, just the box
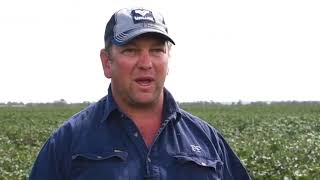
[72,150,128,162]
[174,154,223,169]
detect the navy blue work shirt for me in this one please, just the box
[29,87,251,180]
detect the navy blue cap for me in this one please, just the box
[104,8,175,47]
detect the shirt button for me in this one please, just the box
[201,162,206,166]
[134,132,138,137]
[147,157,151,163]
[120,113,125,118]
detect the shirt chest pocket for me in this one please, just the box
[171,154,223,180]
[70,151,129,180]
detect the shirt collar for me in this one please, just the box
[99,85,118,123]
[163,87,181,121]
[100,85,181,123]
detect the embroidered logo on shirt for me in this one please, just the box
[191,145,201,153]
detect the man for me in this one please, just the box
[29,7,252,180]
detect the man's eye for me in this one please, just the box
[122,49,137,55]
[151,48,165,55]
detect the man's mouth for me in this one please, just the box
[135,77,154,86]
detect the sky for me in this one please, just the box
[0,0,320,103]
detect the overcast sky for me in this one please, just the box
[1,0,319,103]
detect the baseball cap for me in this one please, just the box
[104,7,175,47]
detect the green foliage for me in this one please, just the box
[0,106,84,179]
[0,103,320,179]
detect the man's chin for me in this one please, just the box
[131,98,156,107]
[129,94,160,108]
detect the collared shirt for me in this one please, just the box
[29,87,251,180]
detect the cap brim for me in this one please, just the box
[112,28,175,46]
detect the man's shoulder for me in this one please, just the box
[51,95,109,140]
[179,109,216,129]
[66,95,109,128]
[47,95,111,150]
[178,108,220,138]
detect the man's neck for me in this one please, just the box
[114,94,164,147]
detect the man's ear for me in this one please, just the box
[100,49,112,78]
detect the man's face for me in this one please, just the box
[101,34,169,108]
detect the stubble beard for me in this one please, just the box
[127,84,164,109]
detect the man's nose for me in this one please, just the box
[137,50,152,70]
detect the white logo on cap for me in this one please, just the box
[135,9,151,16]
[132,9,155,23]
